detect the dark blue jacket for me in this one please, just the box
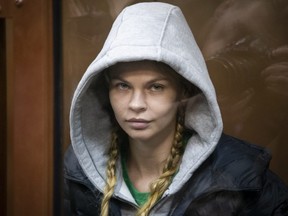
[64,134,288,215]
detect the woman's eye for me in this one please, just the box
[117,82,130,90]
[150,83,164,91]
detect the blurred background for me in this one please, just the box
[1,0,287,215]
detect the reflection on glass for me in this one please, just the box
[200,0,288,183]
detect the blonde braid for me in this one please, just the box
[100,131,119,216]
[136,119,184,216]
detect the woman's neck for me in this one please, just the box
[126,133,174,192]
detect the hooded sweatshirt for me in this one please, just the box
[69,2,223,215]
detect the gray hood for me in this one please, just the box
[70,2,223,205]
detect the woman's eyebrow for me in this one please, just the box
[110,77,128,83]
[146,77,170,84]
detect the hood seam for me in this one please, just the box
[158,6,177,50]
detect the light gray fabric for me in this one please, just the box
[69,2,223,213]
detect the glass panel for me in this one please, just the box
[62,0,288,185]
[198,0,288,184]
[62,0,112,150]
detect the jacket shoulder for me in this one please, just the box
[177,134,288,215]
[212,134,272,188]
[215,133,272,165]
[213,134,288,214]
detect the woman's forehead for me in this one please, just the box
[108,61,178,79]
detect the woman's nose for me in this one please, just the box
[129,90,147,112]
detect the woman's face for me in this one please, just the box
[109,61,182,143]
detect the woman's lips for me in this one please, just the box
[126,118,151,130]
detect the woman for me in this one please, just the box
[64,2,288,215]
